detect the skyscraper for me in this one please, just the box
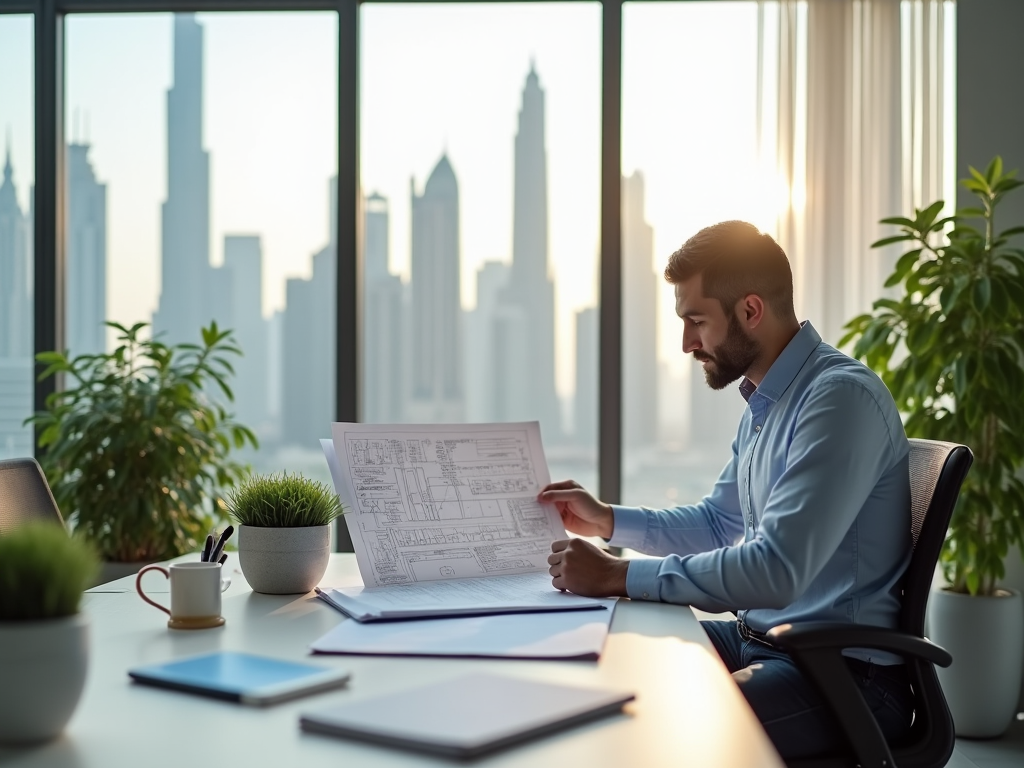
[573,306,598,448]
[154,13,211,345]
[688,364,747,459]
[622,171,659,448]
[282,177,337,449]
[465,260,510,423]
[408,155,463,422]
[66,142,107,357]
[214,235,269,434]
[0,141,30,359]
[363,192,405,423]
[496,65,561,441]
[0,141,32,458]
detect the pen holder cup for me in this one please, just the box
[136,562,231,630]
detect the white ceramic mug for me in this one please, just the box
[136,562,231,630]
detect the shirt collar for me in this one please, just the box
[738,321,822,403]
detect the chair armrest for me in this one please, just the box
[765,622,952,667]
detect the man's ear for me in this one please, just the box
[741,294,766,328]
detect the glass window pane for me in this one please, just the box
[622,2,761,507]
[66,11,338,481]
[360,3,601,489]
[0,14,34,460]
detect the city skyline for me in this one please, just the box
[0,14,719,454]
[1,6,773,509]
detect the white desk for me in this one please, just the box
[1,555,783,768]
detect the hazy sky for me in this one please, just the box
[1,3,767,396]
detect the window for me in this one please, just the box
[621,2,760,507]
[0,14,34,460]
[360,2,602,490]
[65,11,338,480]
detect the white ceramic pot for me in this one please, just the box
[237,524,331,594]
[0,613,90,745]
[928,587,1024,737]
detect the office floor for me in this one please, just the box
[948,716,1024,768]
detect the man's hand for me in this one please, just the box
[547,539,628,598]
[538,480,614,539]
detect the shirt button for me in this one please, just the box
[642,592,649,599]
[754,425,761,432]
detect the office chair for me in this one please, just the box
[0,457,66,535]
[767,438,973,768]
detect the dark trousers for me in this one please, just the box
[701,620,914,761]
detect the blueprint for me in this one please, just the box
[328,422,564,588]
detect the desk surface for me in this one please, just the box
[1,555,782,768]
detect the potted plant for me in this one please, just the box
[841,157,1024,737]
[228,472,344,594]
[28,321,257,584]
[0,523,99,744]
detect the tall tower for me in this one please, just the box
[408,155,463,422]
[622,171,658,448]
[154,13,210,345]
[0,139,30,359]
[0,139,33,458]
[283,177,336,448]
[497,64,561,441]
[574,306,598,448]
[363,192,405,423]
[67,142,108,357]
[216,235,269,433]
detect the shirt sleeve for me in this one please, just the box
[622,378,901,613]
[607,438,744,555]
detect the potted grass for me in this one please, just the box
[0,523,99,744]
[228,473,344,594]
[28,321,257,585]
[841,157,1024,737]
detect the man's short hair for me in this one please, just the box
[664,221,795,321]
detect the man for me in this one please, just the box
[540,221,914,760]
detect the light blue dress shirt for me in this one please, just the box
[610,321,911,657]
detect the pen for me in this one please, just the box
[219,552,227,565]
[201,534,214,562]
[210,525,234,564]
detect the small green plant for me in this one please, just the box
[842,157,1024,596]
[0,523,99,621]
[27,321,257,563]
[227,473,344,528]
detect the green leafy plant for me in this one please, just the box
[841,157,1024,596]
[0,523,99,621]
[227,473,344,528]
[28,321,257,563]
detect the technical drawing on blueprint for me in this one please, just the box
[328,422,565,588]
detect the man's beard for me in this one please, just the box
[694,315,761,390]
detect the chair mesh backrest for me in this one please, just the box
[900,439,973,637]
[0,458,65,536]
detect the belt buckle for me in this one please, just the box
[738,617,752,641]
[739,617,771,648]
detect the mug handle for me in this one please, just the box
[136,565,171,615]
[220,577,232,592]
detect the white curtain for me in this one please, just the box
[903,0,951,214]
[757,0,952,345]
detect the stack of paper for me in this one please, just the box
[310,600,616,660]
[317,422,618,660]
[314,572,604,622]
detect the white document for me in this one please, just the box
[327,422,564,589]
[314,571,604,622]
[310,599,616,660]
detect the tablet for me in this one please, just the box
[300,672,634,758]
[129,651,351,706]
